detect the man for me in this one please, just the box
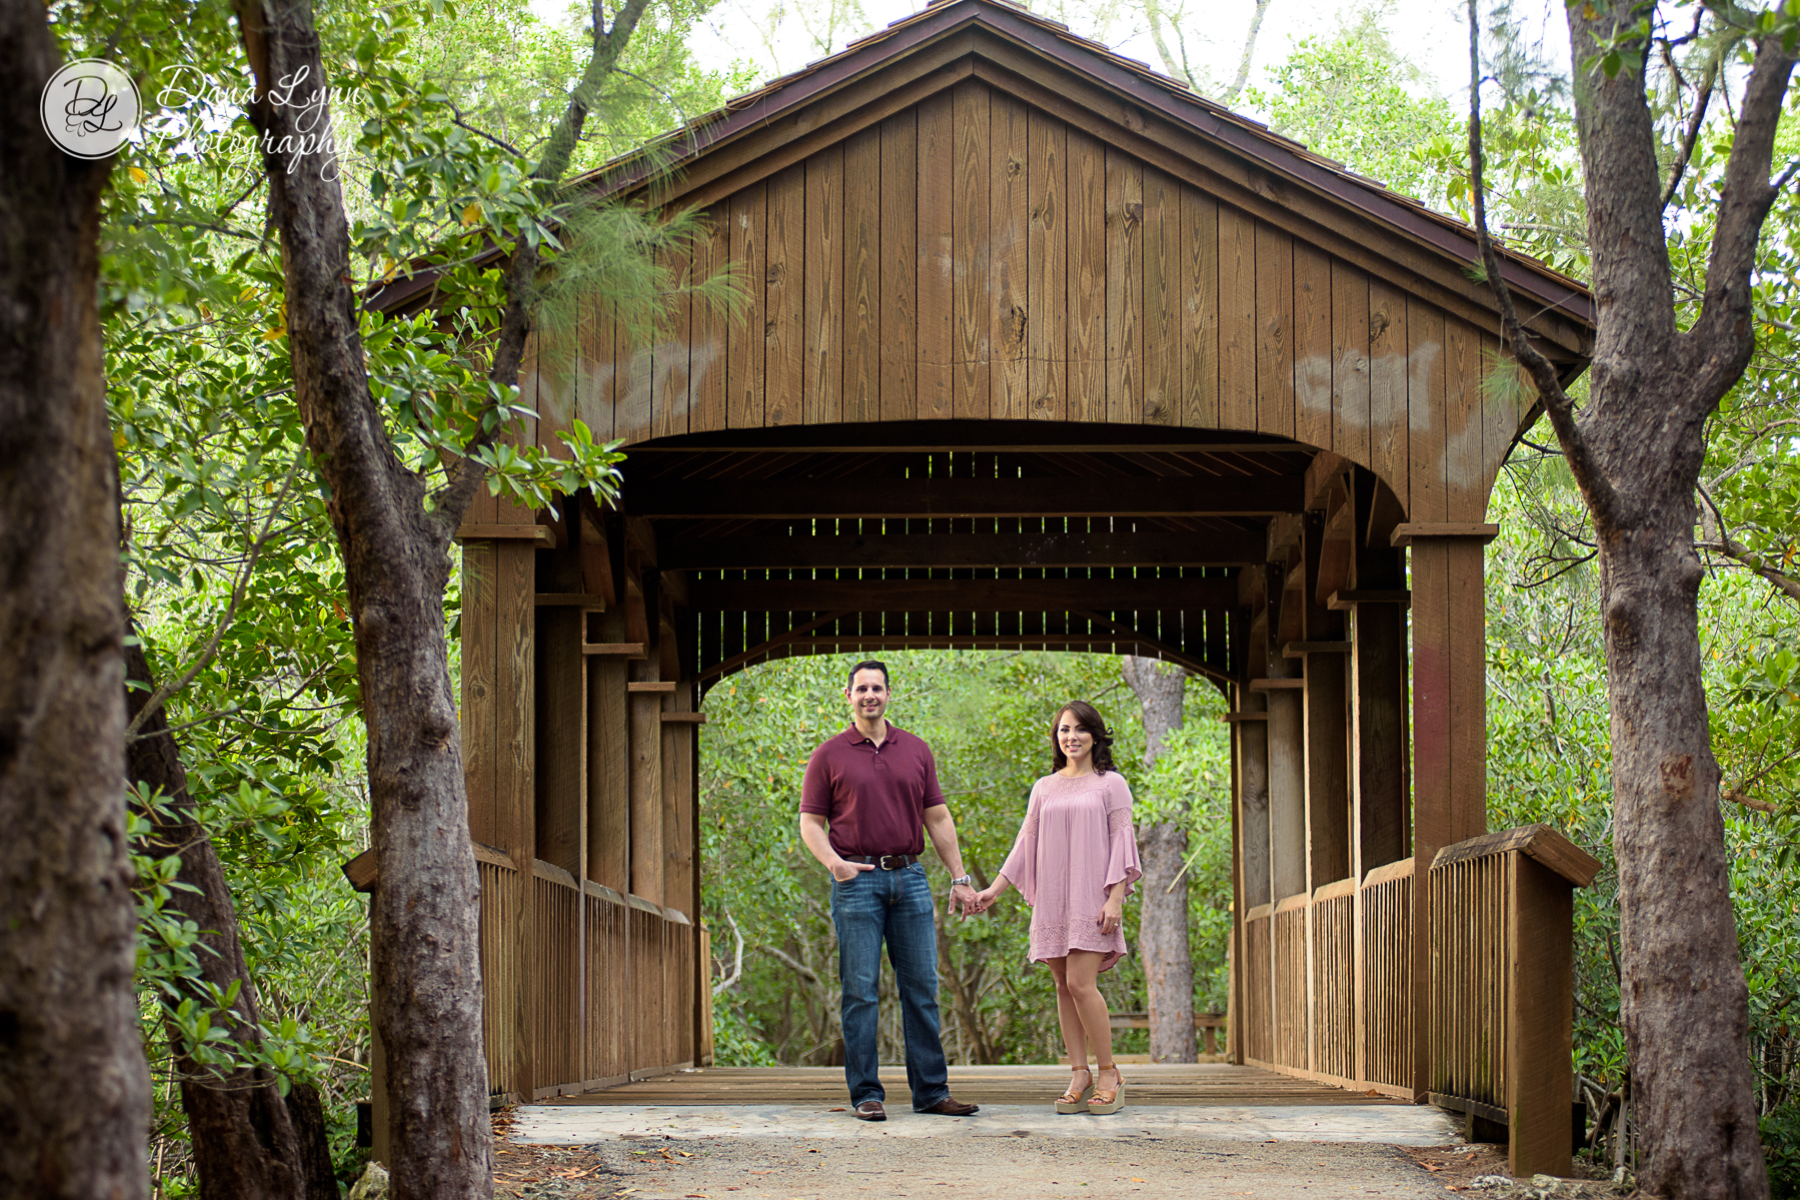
[799,659,981,1122]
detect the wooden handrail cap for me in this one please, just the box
[1429,823,1602,887]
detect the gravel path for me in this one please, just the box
[490,1110,1512,1200]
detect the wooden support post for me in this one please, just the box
[628,576,665,907]
[535,608,585,876]
[1400,522,1495,1100]
[1507,856,1577,1177]
[1266,559,1306,903]
[1233,569,1271,1066]
[1297,512,1351,891]
[497,535,537,1101]
[588,607,631,894]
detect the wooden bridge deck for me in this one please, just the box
[548,1064,1403,1108]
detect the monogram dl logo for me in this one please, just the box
[40,58,140,159]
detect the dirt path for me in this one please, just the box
[491,1110,1522,1200]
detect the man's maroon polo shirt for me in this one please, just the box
[799,723,946,857]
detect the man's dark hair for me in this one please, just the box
[847,659,890,689]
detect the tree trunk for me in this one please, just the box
[1597,499,1765,1196]
[232,3,489,1196]
[0,6,150,1196]
[1121,656,1194,1063]
[124,638,340,1200]
[1557,12,1790,1197]
[1469,9,1793,1195]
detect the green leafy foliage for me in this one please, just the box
[700,651,1234,1066]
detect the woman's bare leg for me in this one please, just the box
[1063,950,1116,1077]
[1046,957,1089,1072]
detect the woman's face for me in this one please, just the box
[1055,711,1094,765]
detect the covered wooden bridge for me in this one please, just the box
[364,0,1604,1178]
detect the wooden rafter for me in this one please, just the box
[660,528,1265,570]
[623,474,1304,519]
[687,574,1234,613]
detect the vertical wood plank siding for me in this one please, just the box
[517,82,1513,515]
[1026,109,1066,419]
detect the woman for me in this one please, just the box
[973,700,1141,1115]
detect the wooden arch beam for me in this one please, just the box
[660,528,1266,571]
[687,574,1234,613]
[623,475,1304,519]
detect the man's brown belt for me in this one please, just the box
[845,853,918,870]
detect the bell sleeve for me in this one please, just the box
[997,779,1044,907]
[1102,774,1143,896]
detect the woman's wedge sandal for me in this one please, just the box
[1055,1066,1092,1114]
[1089,1066,1125,1115]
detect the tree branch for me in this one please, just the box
[1470,0,1619,526]
[447,103,521,157]
[124,444,306,737]
[712,909,745,996]
[1143,0,1198,91]
[440,0,655,525]
[1220,0,1273,105]
[1661,45,1717,210]
[1695,483,1800,604]
[1685,32,1798,401]
[759,942,822,987]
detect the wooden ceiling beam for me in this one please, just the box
[688,575,1235,612]
[659,528,1266,570]
[623,474,1304,519]
[699,635,1229,683]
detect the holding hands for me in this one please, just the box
[949,881,981,917]
[964,876,1010,917]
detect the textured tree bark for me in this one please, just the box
[124,638,340,1200]
[1561,17,1788,1198]
[1121,656,1194,1063]
[0,5,150,1196]
[1468,6,1794,1195]
[231,3,489,1196]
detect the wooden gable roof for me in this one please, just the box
[592,0,1593,361]
[484,0,1601,531]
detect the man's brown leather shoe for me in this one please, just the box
[920,1096,979,1116]
[853,1100,886,1121]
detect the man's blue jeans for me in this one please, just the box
[830,862,949,1110]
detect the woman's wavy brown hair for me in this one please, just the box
[1050,700,1117,775]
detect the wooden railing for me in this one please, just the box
[1240,823,1597,1169]
[1107,1010,1229,1057]
[1359,857,1415,1092]
[1429,825,1599,1178]
[464,845,700,1101]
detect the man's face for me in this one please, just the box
[846,668,890,724]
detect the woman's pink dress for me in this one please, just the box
[998,770,1142,973]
